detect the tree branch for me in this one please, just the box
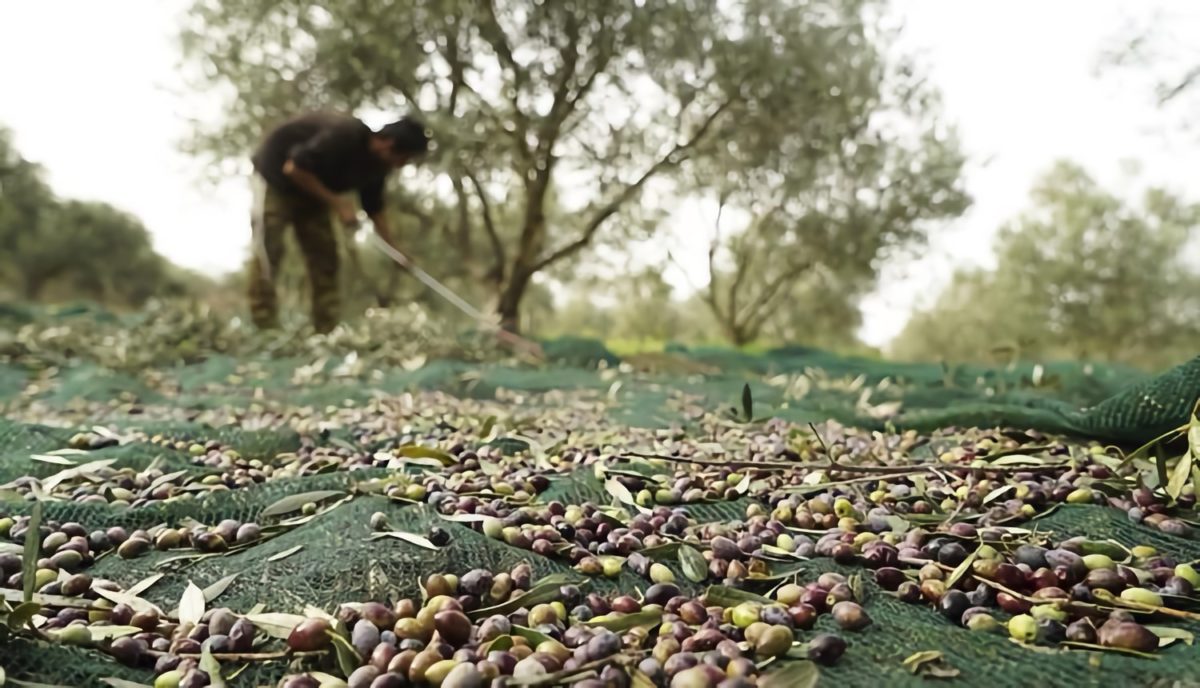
[479,0,531,162]
[739,259,813,337]
[704,194,727,313]
[530,98,736,273]
[464,168,505,282]
[1159,64,1200,105]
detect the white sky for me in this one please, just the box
[1,0,1198,347]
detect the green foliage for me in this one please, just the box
[0,127,194,309]
[892,161,1200,370]
[179,0,967,332]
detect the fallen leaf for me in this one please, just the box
[200,645,226,688]
[99,680,153,688]
[87,625,142,641]
[178,581,205,627]
[367,531,439,550]
[267,546,304,562]
[259,490,345,519]
[125,574,165,598]
[759,659,817,688]
[202,574,239,603]
[22,501,42,603]
[245,613,306,640]
[678,545,708,583]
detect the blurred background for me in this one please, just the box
[1,0,1198,370]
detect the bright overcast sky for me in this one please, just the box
[2,1,1198,348]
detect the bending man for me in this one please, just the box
[247,111,429,333]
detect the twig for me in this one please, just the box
[807,423,830,455]
[171,650,328,662]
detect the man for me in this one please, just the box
[247,111,429,333]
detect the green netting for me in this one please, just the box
[2,311,1200,686]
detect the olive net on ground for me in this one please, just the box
[1,326,1200,685]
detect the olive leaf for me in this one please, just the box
[1167,450,1192,500]
[1146,625,1195,646]
[397,445,455,466]
[438,513,491,523]
[631,669,657,688]
[1061,641,1161,659]
[510,625,554,647]
[991,454,1045,466]
[902,650,944,672]
[983,484,1015,504]
[945,548,980,590]
[367,531,439,550]
[701,585,772,607]
[200,644,227,688]
[583,608,662,633]
[7,602,40,630]
[21,500,42,604]
[734,473,752,494]
[245,612,306,640]
[604,478,650,515]
[468,574,583,621]
[678,545,708,583]
[41,459,117,492]
[640,542,681,560]
[1072,540,1130,561]
[125,574,165,598]
[87,625,142,641]
[882,515,911,534]
[178,581,206,627]
[93,590,163,618]
[29,454,75,466]
[902,650,958,677]
[759,659,818,688]
[481,635,515,654]
[849,573,864,603]
[260,490,345,518]
[327,630,362,677]
[741,383,754,422]
[479,415,498,439]
[267,545,304,562]
[100,679,153,688]
[202,574,239,603]
[148,470,190,492]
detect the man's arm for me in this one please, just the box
[283,160,340,206]
[360,177,392,245]
[284,128,358,224]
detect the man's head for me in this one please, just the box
[371,117,431,168]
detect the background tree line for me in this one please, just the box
[0,128,204,308]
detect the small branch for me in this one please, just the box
[464,168,505,282]
[530,98,736,273]
[808,423,830,455]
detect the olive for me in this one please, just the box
[938,590,970,624]
[806,634,847,666]
[109,636,147,667]
[287,618,332,652]
[874,567,906,591]
[937,542,968,566]
[831,601,871,631]
[1065,618,1097,643]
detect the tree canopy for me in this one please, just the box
[891,161,1200,370]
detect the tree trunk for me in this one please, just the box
[496,269,532,333]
